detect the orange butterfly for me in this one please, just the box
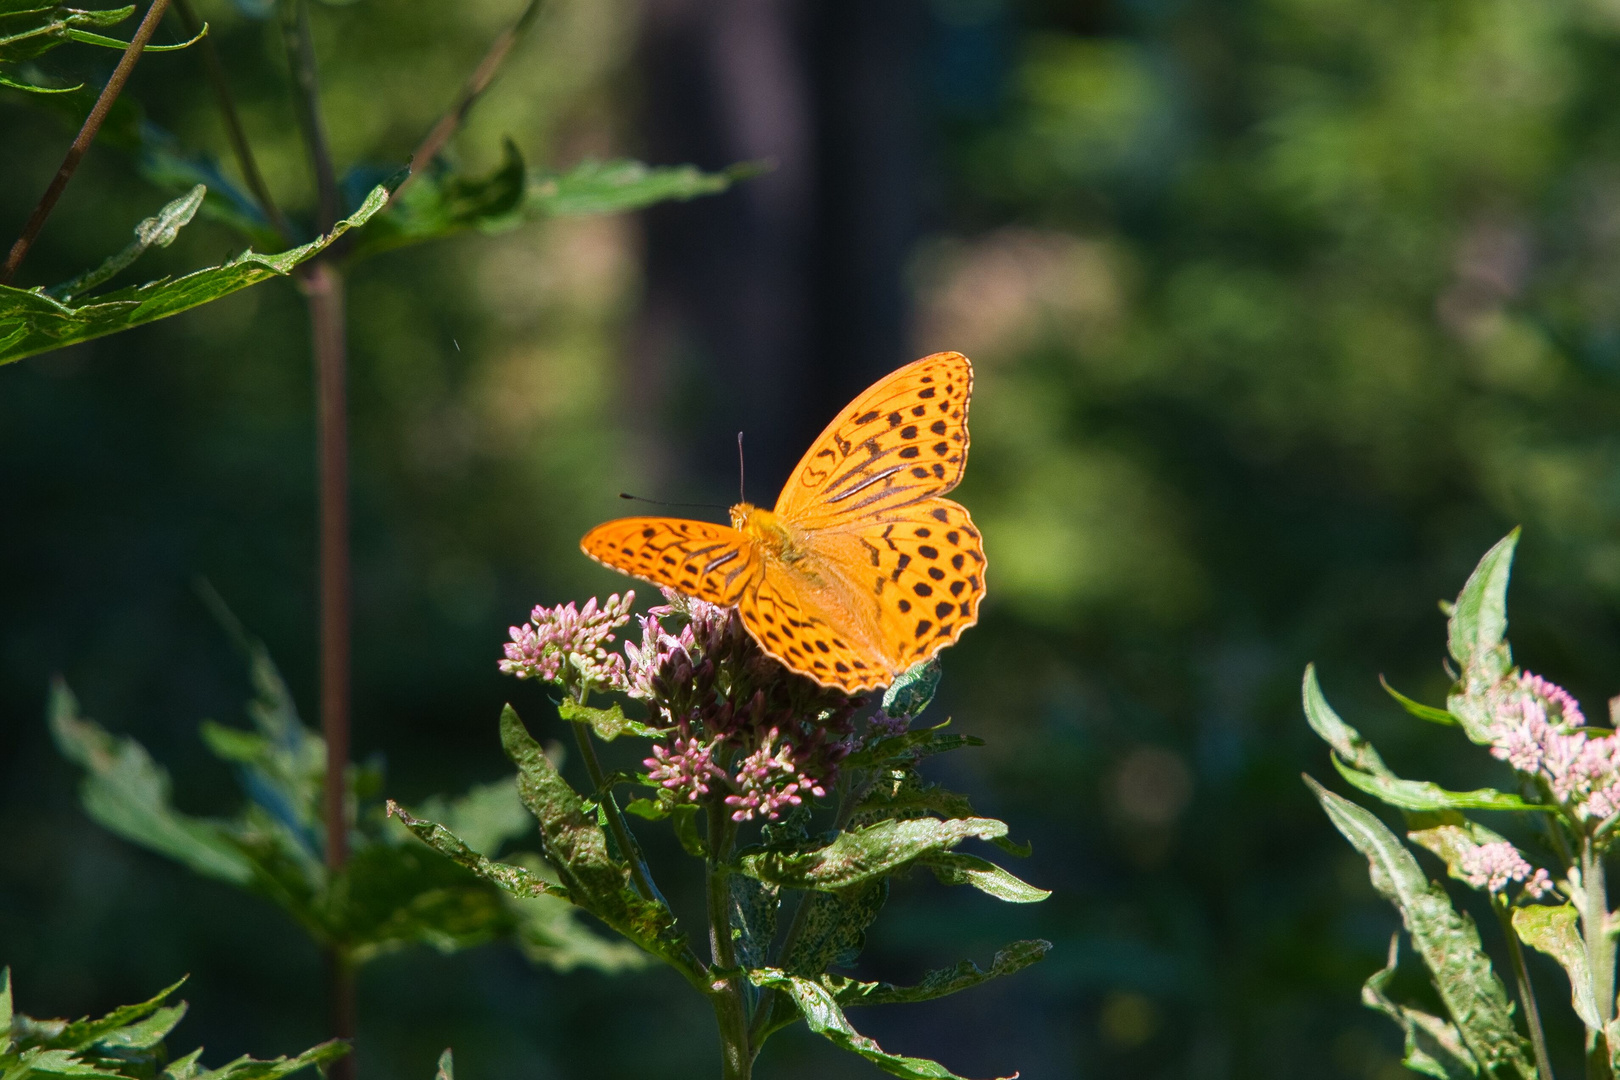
[581,352,985,694]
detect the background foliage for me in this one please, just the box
[8,0,1620,1077]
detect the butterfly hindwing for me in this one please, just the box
[853,498,986,670]
[776,352,972,529]
[580,517,761,606]
[737,571,890,693]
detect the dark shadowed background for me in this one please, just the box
[7,0,1620,1076]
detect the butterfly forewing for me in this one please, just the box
[776,352,973,530]
[580,517,762,606]
[850,498,986,669]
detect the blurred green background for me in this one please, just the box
[8,0,1620,1076]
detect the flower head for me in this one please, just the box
[499,592,635,692]
[1488,672,1620,824]
[1458,841,1552,898]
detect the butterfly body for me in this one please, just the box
[582,352,985,693]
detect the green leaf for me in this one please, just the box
[1306,777,1535,1080]
[747,968,1015,1080]
[1331,756,1547,814]
[1361,935,1479,1080]
[827,939,1051,1007]
[1381,676,1459,727]
[1448,530,1519,678]
[1511,904,1602,1031]
[782,882,888,977]
[48,681,257,886]
[0,184,388,366]
[1302,664,1395,776]
[2,968,13,1056]
[918,852,1051,903]
[556,699,661,742]
[1445,532,1520,744]
[882,659,942,719]
[739,817,1013,891]
[0,2,132,68]
[47,185,205,301]
[433,1050,452,1080]
[843,721,984,771]
[349,154,754,260]
[498,707,686,964]
[405,777,532,858]
[730,873,780,971]
[176,1040,347,1080]
[384,801,567,902]
[1405,814,1512,888]
[505,885,650,974]
[93,1003,186,1051]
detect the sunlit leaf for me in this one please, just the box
[1512,904,1601,1031]
[1381,675,1458,727]
[747,968,1016,1080]
[0,184,388,366]
[1446,531,1520,744]
[1330,755,1546,813]
[919,852,1050,903]
[738,816,1013,891]
[1360,936,1479,1080]
[556,699,661,742]
[826,939,1051,1007]
[1307,778,1535,1079]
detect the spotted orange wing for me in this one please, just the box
[735,570,892,692]
[580,517,762,606]
[851,500,986,670]
[775,351,973,529]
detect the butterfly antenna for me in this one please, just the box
[737,431,746,504]
[619,492,730,511]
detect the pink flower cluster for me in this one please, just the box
[645,734,725,801]
[499,592,635,691]
[723,727,830,821]
[1489,671,1620,823]
[1458,841,1553,898]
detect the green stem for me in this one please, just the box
[1582,837,1615,1078]
[1497,900,1555,1080]
[567,714,658,903]
[705,799,751,1080]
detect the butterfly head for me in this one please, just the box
[732,502,799,560]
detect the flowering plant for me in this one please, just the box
[392,587,1049,1080]
[1306,530,1620,1080]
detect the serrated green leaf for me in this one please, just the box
[842,722,984,771]
[556,699,660,742]
[2,968,13,1056]
[918,852,1050,903]
[747,968,1014,1080]
[1302,664,1394,776]
[384,801,567,902]
[1382,676,1459,727]
[48,681,256,886]
[405,777,531,858]
[1331,755,1547,813]
[93,1003,186,1051]
[48,186,205,302]
[782,882,888,978]
[882,659,942,719]
[1512,904,1601,1031]
[1361,935,1479,1080]
[159,1048,203,1080]
[827,939,1051,1006]
[0,185,388,366]
[739,817,1010,891]
[8,1048,125,1078]
[0,2,131,67]
[851,770,977,826]
[497,707,686,965]
[184,1039,346,1080]
[1448,531,1519,678]
[1307,777,1535,1080]
[348,154,752,260]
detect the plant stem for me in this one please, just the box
[567,711,659,902]
[1497,901,1555,1080]
[1582,837,1615,1078]
[390,0,544,205]
[279,1,350,1075]
[169,0,294,245]
[705,799,752,1080]
[0,0,173,285]
[280,0,340,231]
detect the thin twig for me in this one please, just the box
[169,0,294,246]
[1,0,174,285]
[1496,902,1555,1080]
[389,0,543,204]
[280,0,340,232]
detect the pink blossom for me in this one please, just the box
[1458,841,1539,895]
[498,592,634,691]
[1488,672,1619,823]
[644,734,726,801]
